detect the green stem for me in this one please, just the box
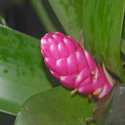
[31,0,57,32]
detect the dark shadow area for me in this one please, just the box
[3,0,46,38]
[0,112,15,125]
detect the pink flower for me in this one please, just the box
[41,32,113,99]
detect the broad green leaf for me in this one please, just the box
[82,0,125,81]
[15,87,95,125]
[48,0,82,39]
[49,0,125,81]
[0,25,51,115]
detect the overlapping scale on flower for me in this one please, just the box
[41,32,113,99]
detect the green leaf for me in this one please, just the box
[48,0,83,39]
[0,25,51,115]
[49,0,125,81]
[15,87,95,125]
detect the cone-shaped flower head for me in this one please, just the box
[41,32,113,99]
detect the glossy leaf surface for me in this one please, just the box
[0,25,51,115]
[15,87,95,125]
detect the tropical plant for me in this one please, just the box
[0,0,125,125]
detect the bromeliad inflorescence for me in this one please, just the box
[41,32,113,99]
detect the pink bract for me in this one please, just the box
[41,32,113,99]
